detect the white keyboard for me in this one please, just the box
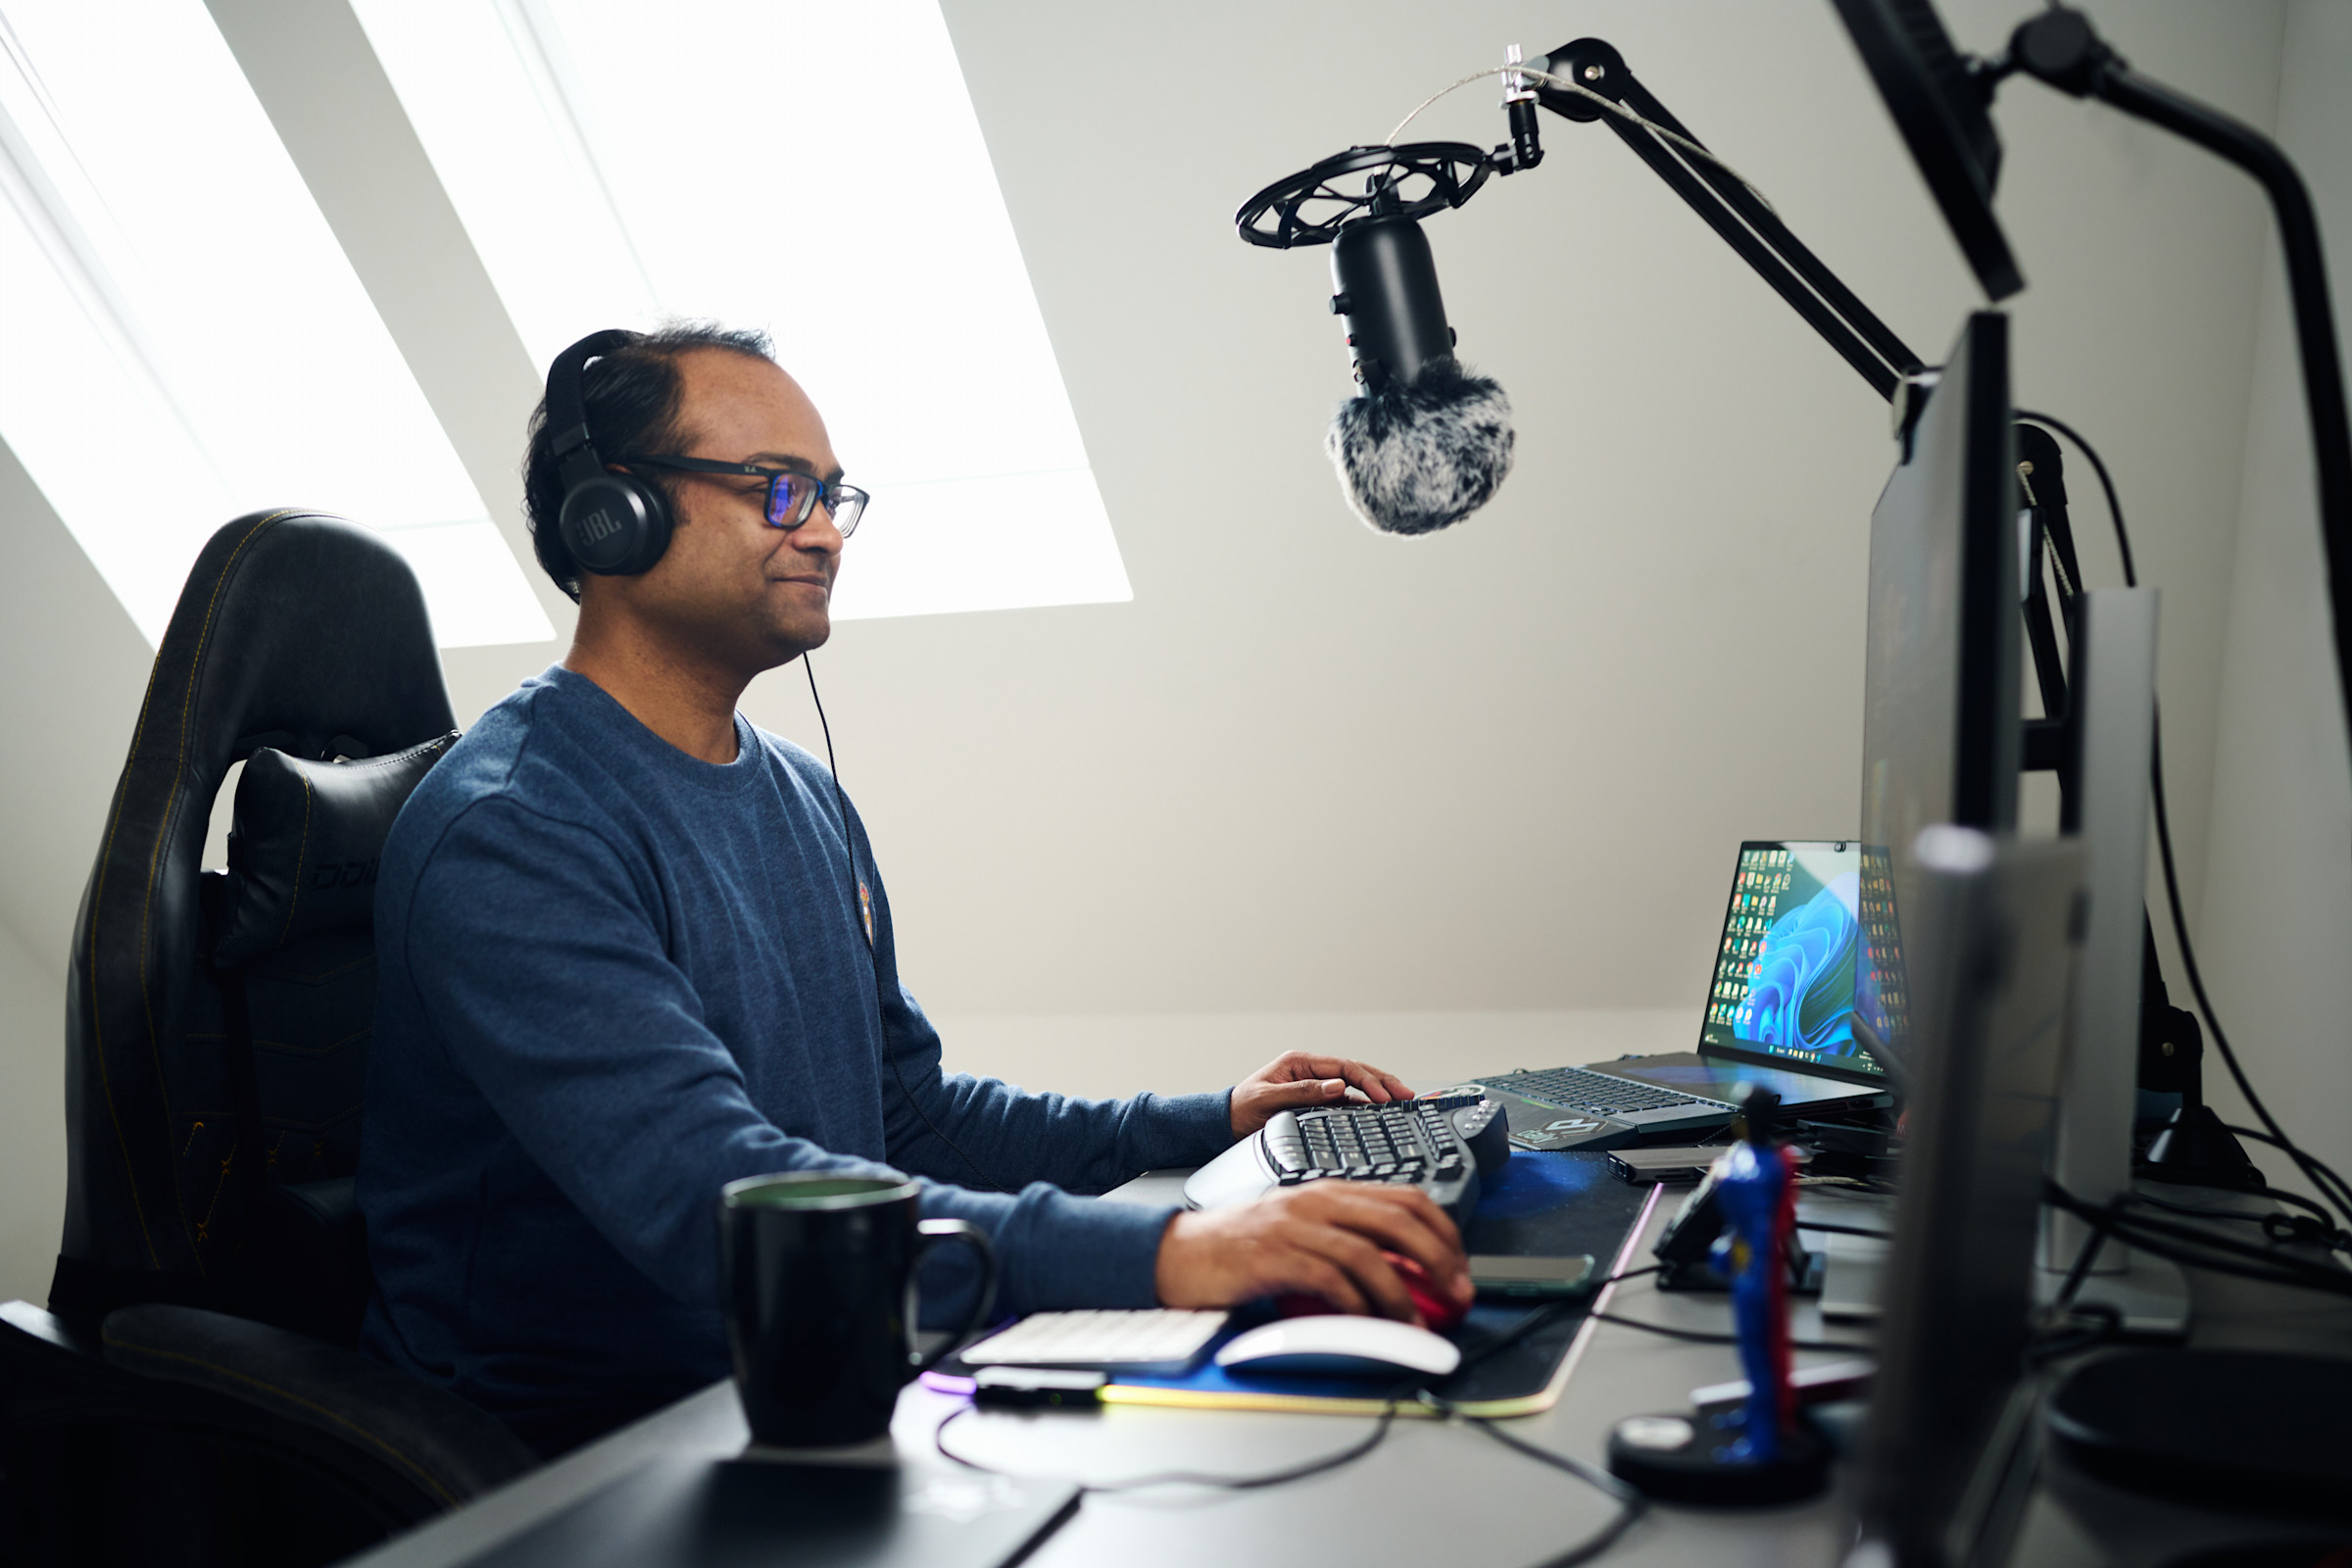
[959,1309,1230,1369]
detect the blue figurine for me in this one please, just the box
[1708,1085,1798,1464]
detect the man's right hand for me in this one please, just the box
[1153,1183,1473,1327]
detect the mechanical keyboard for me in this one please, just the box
[1182,1095,1511,1223]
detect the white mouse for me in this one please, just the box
[1214,1314,1462,1379]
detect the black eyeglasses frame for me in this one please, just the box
[617,454,867,538]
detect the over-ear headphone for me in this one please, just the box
[547,329,673,577]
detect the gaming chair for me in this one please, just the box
[0,511,535,1566]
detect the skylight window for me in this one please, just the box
[0,0,552,648]
[349,0,1132,621]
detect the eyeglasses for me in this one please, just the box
[617,454,868,539]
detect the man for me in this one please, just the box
[358,324,1469,1454]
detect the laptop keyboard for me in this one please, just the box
[1501,1066,1734,1117]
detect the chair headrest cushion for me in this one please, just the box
[213,731,461,969]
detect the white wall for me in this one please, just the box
[2198,0,2352,1197]
[0,923,67,1304]
[0,2,2317,1293]
[842,0,2284,1050]
[0,439,152,1303]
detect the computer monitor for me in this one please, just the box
[1846,828,2083,1568]
[1860,311,2022,1063]
[1829,0,2023,301]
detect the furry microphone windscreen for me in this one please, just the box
[1323,357,1515,536]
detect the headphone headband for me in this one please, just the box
[546,328,641,491]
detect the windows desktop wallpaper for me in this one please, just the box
[1704,843,1886,1074]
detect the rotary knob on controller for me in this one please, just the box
[1448,1099,1512,1178]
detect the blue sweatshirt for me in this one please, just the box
[357,665,1233,1451]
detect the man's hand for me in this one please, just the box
[1154,1183,1473,1326]
[1230,1051,1415,1139]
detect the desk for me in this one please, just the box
[341,1174,2349,1568]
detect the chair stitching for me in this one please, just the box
[197,1144,235,1243]
[101,510,295,1269]
[275,771,315,951]
[97,1333,463,1507]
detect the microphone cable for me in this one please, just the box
[1382,62,1776,216]
[802,653,1007,1193]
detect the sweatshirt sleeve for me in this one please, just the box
[851,841,1237,1193]
[396,794,1209,1324]
[875,981,1232,1320]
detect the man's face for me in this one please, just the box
[606,348,847,675]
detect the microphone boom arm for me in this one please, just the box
[1531,37,1923,402]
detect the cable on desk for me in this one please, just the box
[2221,1126,2352,1231]
[1419,1392,1647,1568]
[1591,1263,1659,1288]
[2046,1181,2352,1298]
[932,1384,1413,1494]
[2126,1187,2352,1253]
[2027,1211,2130,1362]
[2026,1301,2124,1367]
[2050,1201,2114,1312]
[1789,1220,1893,1242]
[1586,1311,1870,1353]
[930,1295,1639,1505]
[1798,1175,1902,1197]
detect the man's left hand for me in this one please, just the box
[1229,1052,1415,1139]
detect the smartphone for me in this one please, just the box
[1468,1254,1597,1298]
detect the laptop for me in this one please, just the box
[1445,841,1897,1151]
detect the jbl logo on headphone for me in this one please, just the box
[578,507,620,545]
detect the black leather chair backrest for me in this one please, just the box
[54,511,458,1331]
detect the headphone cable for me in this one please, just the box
[802,654,1007,1193]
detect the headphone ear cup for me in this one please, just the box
[558,472,673,576]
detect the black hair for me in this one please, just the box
[520,321,778,600]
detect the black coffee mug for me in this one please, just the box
[719,1173,996,1446]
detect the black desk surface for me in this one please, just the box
[342,1172,2352,1568]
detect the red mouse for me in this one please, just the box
[1386,1251,1470,1331]
[1273,1251,1469,1331]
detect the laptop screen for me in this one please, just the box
[1697,840,1897,1083]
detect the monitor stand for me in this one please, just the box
[2034,589,2198,1329]
[1818,1215,2189,1338]
[2033,1226,2190,1339]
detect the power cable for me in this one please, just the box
[2045,1181,2352,1298]
[1586,1311,1870,1354]
[1422,1394,1649,1568]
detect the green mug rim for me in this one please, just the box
[721,1173,918,1211]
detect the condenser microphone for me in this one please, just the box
[1325,214,1514,536]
